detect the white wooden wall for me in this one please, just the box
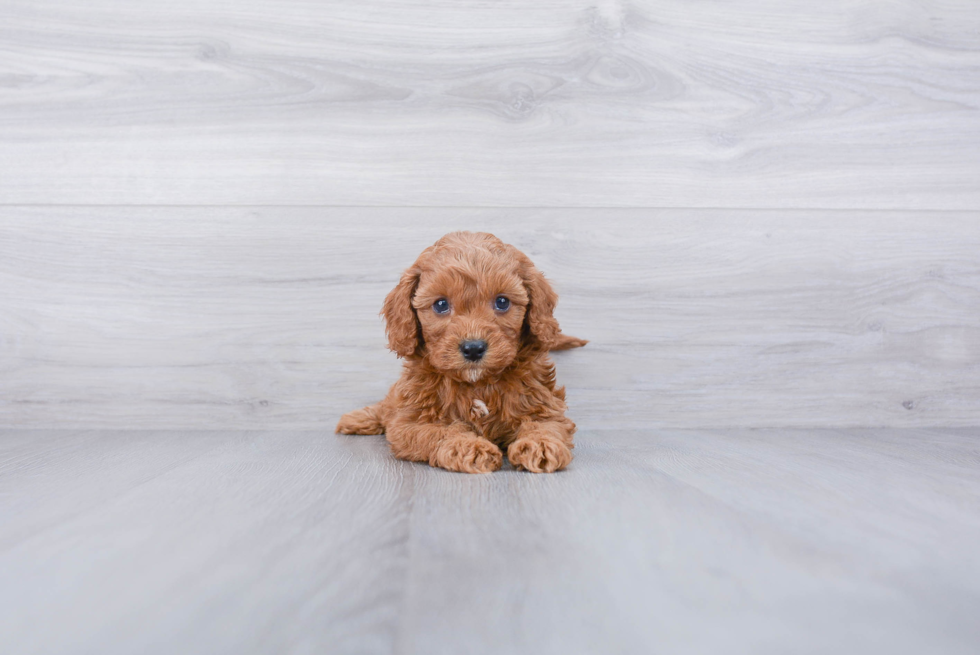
[1,0,978,429]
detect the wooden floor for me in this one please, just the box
[2,428,978,654]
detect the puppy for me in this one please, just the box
[336,231,586,473]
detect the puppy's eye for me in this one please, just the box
[494,296,510,312]
[433,298,450,314]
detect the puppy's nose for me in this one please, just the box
[460,339,487,362]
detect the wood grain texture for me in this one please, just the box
[4,3,979,653]
[2,428,978,654]
[2,207,978,429]
[1,0,979,207]
[0,430,413,655]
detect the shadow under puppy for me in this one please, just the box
[337,231,586,473]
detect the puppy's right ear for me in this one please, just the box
[382,266,423,358]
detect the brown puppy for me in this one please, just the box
[336,232,586,473]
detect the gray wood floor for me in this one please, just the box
[2,428,979,655]
[3,1,980,653]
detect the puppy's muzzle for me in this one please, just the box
[460,339,487,362]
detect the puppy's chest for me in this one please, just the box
[470,398,491,421]
[453,393,515,437]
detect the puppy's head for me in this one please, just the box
[382,232,559,382]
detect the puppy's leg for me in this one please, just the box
[387,420,502,474]
[508,419,575,473]
[336,403,384,435]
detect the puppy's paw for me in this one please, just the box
[336,407,383,435]
[508,437,572,473]
[431,435,503,474]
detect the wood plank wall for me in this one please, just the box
[1,0,978,428]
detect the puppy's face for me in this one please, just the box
[412,256,528,382]
[382,232,560,381]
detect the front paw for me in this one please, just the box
[430,435,503,474]
[508,437,572,473]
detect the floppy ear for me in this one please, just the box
[381,266,423,358]
[519,257,560,348]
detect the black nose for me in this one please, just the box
[460,339,487,362]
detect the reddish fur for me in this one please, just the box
[336,232,586,473]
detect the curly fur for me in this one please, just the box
[336,232,586,473]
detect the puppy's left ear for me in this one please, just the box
[518,256,560,348]
[381,265,423,358]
